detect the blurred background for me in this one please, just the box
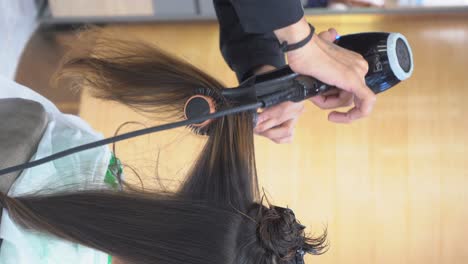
[1,1,467,264]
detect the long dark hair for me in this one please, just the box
[0,28,327,264]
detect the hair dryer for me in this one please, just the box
[335,32,414,93]
[218,32,414,107]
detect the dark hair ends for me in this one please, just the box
[2,28,327,264]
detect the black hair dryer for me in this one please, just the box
[334,32,414,93]
[226,32,414,109]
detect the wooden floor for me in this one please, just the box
[77,13,468,264]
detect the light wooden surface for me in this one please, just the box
[78,13,468,264]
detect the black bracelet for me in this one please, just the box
[279,23,315,52]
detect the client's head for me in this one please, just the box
[0,28,327,264]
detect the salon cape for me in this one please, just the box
[0,75,111,264]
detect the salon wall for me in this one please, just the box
[79,13,468,264]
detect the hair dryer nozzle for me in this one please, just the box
[387,33,414,81]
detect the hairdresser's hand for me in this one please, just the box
[274,18,376,123]
[254,101,305,144]
[307,30,356,112]
[253,65,305,144]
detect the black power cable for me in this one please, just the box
[0,102,263,177]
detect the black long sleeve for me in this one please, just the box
[213,0,283,81]
[228,0,304,33]
[214,0,303,81]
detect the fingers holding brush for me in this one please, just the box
[254,101,305,143]
[310,87,354,110]
[256,118,299,144]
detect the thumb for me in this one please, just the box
[318,28,339,43]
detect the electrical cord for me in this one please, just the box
[0,102,263,177]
